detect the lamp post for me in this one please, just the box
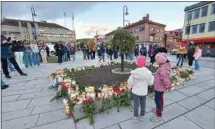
[31,7,37,41]
[186,20,191,47]
[123,5,129,27]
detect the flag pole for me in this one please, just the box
[62,10,67,27]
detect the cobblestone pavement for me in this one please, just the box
[1,52,214,129]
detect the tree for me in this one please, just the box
[111,28,136,72]
[79,41,87,49]
[104,42,112,47]
[87,39,96,48]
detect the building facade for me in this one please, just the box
[105,14,166,48]
[182,2,215,56]
[164,29,183,52]
[1,18,76,44]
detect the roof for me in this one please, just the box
[184,1,214,12]
[1,18,70,30]
[105,19,166,36]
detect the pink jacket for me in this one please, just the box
[154,58,172,92]
[193,49,202,60]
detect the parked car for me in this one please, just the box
[171,49,178,55]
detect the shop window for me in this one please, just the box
[198,23,205,33]
[194,9,200,19]
[201,6,208,17]
[187,11,192,21]
[208,21,215,32]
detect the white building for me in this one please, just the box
[1,18,76,44]
[182,2,215,56]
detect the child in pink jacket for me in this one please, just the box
[151,53,172,122]
[193,46,202,70]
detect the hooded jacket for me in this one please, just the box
[127,67,154,96]
[193,49,202,60]
[154,54,172,92]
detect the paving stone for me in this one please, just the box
[18,90,56,100]
[25,79,50,86]
[34,83,51,88]
[27,96,58,108]
[131,96,155,113]
[177,96,206,110]
[119,112,164,129]
[3,82,27,91]
[185,105,215,129]
[205,99,215,110]
[162,103,188,122]
[155,115,202,129]
[197,88,215,101]
[197,80,215,89]
[31,102,64,115]
[94,107,133,129]
[76,118,94,129]
[36,109,67,126]
[178,85,206,96]
[2,95,20,102]
[2,108,33,121]
[2,99,31,113]
[2,114,39,129]
[2,88,42,96]
[164,91,188,103]
[104,124,120,129]
[31,119,76,129]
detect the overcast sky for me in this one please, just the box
[2,1,197,39]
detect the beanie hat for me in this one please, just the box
[137,56,147,68]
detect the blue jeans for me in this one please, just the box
[8,60,15,71]
[177,54,184,66]
[195,60,200,70]
[23,52,33,68]
[32,53,40,66]
[99,53,105,62]
[71,54,75,62]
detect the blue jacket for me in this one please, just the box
[1,43,15,59]
[100,43,105,53]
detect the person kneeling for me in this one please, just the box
[127,56,154,123]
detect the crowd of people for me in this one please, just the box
[54,41,76,64]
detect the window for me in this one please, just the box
[201,6,208,17]
[136,36,139,40]
[192,25,198,34]
[139,27,145,32]
[156,28,160,32]
[194,9,200,19]
[150,28,155,32]
[185,26,191,35]
[134,28,140,33]
[208,21,215,32]
[160,37,163,41]
[198,23,205,33]
[187,11,192,21]
[211,3,215,14]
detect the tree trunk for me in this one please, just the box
[121,53,124,72]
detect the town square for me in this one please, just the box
[1,1,215,129]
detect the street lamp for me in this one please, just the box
[123,5,129,27]
[186,20,191,47]
[31,7,37,41]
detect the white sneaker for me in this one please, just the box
[132,116,138,123]
[150,115,162,122]
[139,116,144,121]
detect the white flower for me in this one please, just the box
[72,80,76,85]
[58,86,62,91]
[63,99,68,105]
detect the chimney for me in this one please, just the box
[146,14,149,20]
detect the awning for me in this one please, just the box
[182,37,215,44]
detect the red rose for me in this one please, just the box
[97,97,101,101]
[68,112,73,117]
[95,92,98,97]
[113,88,118,92]
[88,98,94,103]
[82,100,88,105]
[121,89,126,93]
[116,90,121,96]
[61,82,68,92]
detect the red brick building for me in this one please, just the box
[164,29,183,52]
[105,14,166,48]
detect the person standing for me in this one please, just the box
[54,42,62,64]
[82,45,87,60]
[193,46,202,70]
[176,46,187,67]
[23,40,33,68]
[187,46,195,68]
[11,40,25,69]
[70,45,76,62]
[140,45,147,56]
[39,42,48,64]
[113,48,118,60]
[1,35,27,78]
[66,44,71,61]
[109,46,113,61]
[62,43,68,62]
[45,44,50,57]
[92,45,96,59]
[86,45,92,60]
[30,41,40,66]
[134,46,139,58]
[99,42,105,62]
[149,45,156,66]
[97,45,101,59]
[127,56,154,122]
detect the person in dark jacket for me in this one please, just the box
[70,45,76,62]
[54,42,63,64]
[187,46,195,67]
[86,45,92,60]
[134,46,139,58]
[140,45,147,56]
[160,45,168,53]
[109,47,113,60]
[113,49,118,60]
[97,46,101,59]
[99,42,105,62]
[45,45,50,57]
[1,35,27,78]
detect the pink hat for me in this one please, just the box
[137,56,147,68]
[156,53,168,64]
